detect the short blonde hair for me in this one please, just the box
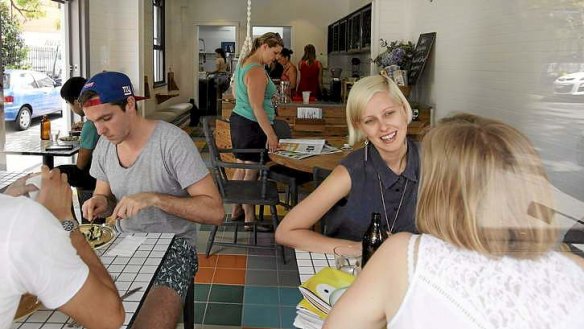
[416,113,559,258]
[346,75,412,145]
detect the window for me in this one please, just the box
[153,0,165,86]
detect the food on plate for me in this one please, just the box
[83,225,103,241]
[59,135,79,142]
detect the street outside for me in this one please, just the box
[526,95,584,201]
[4,113,72,172]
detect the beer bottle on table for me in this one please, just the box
[362,212,388,268]
[41,115,51,140]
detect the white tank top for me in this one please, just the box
[388,234,584,329]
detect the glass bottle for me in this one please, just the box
[361,212,388,267]
[40,115,51,140]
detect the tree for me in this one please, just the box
[0,2,28,68]
[5,0,45,21]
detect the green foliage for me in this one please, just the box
[3,0,45,20]
[373,39,415,69]
[1,2,28,68]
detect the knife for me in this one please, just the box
[120,286,142,300]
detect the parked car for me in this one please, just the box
[553,71,584,96]
[3,69,63,130]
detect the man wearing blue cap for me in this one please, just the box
[78,71,224,328]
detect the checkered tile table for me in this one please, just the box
[12,232,175,329]
[295,250,335,283]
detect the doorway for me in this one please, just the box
[194,24,237,115]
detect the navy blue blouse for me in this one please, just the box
[324,138,420,241]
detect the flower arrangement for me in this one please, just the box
[373,39,415,69]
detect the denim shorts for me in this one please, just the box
[152,237,198,302]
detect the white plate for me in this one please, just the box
[78,224,115,250]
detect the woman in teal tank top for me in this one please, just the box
[230,32,284,226]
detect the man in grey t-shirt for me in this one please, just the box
[79,71,224,329]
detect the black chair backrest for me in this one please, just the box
[202,117,228,195]
[312,166,332,187]
[273,119,292,139]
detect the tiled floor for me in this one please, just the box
[187,224,302,329]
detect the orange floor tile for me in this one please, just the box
[198,253,219,268]
[194,267,215,283]
[216,254,247,269]
[213,268,246,285]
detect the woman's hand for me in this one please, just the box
[267,132,279,153]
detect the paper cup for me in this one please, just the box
[302,91,311,104]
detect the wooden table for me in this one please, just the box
[269,137,352,173]
[269,148,352,173]
[2,139,80,168]
[12,232,197,329]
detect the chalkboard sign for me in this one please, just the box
[407,32,436,86]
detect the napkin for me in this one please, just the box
[105,235,146,257]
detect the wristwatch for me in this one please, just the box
[61,219,79,232]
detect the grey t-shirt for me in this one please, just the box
[90,121,209,246]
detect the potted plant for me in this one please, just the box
[373,39,415,86]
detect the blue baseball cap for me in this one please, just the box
[80,71,146,107]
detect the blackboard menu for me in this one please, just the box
[407,32,436,86]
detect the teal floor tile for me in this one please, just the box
[244,286,279,305]
[280,306,297,329]
[194,284,211,302]
[209,284,244,303]
[194,302,206,324]
[242,304,280,328]
[246,270,279,286]
[279,287,302,306]
[204,303,242,326]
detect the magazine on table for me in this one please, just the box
[274,139,342,160]
[294,267,356,327]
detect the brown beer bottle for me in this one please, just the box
[361,212,388,268]
[40,115,51,140]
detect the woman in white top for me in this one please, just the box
[324,113,584,329]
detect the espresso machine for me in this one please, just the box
[329,68,342,102]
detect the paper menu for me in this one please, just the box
[297,107,323,119]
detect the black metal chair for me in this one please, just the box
[202,117,286,262]
[312,166,333,234]
[267,119,312,207]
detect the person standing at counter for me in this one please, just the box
[230,32,284,228]
[324,113,584,328]
[296,44,323,100]
[209,48,228,74]
[275,74,419,253]
[278,48,297,95]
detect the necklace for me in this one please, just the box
[377,174,409,235]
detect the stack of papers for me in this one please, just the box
[275,139,341,160]
[294,267,356,328]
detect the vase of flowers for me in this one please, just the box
[373,39,415,86]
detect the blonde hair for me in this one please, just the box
[346,74,412,145]
[244,32,284,62]
[416,113,559,258]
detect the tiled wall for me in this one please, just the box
[402,0,584,200]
